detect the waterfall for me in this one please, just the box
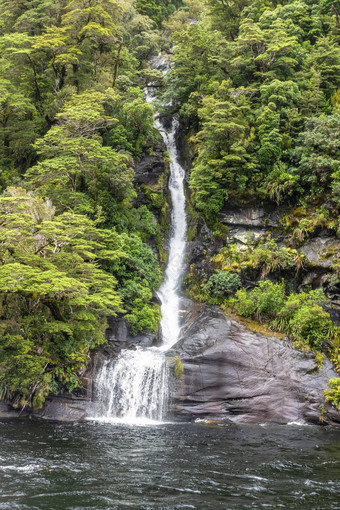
[156,118,187,351]
[92,54,187,424]
[93,349,169,424]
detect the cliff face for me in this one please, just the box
[186,193,340,316]
[170,299,340,426]
[2,295,339,424]
[171,129,340,426]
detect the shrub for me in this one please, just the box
[289,304,333,349]
[205,271,241,297]
[233,288,258,317]
[231,280,338,353]
[325,378,340,410]
[212,239,306,278]
[235,280,286,321]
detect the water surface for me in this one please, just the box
[1,421,340,509]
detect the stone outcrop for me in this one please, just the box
[301,236,340,269]
[170,299,340,426]
[134,143,166,188]
[218,206,281,229]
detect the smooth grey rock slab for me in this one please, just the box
[32,397,92,422]
[218,207,280,228]
[170,301,340,426]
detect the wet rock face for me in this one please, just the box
[301,236,340,269]
[105,316,161,349]
[134,148,165,187]
[218,207,281,228]
[133,141,168,213]
[170,300,340,426]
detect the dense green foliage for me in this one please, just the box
[212,238,306,277]
[230,281,338,351]
[204,271,241,297]
[325,378,340,410]
[164,0,340,409]
[136,0,183,27]
[0,0,168,408]
[164,0,340,222]
[0,188,123,407]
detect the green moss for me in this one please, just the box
[183,265,208,302]
[170,356,184,379]
[141,185,164,209]
[185,190,200,223]
[315,351,325,370]
[155,227,168,264]
[187,224,197,241]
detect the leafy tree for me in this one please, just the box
[308,36,340,96]
[0,79,36,175]
[293,114,340,198]
[27,90,135,213]
[189,81,256,218]
[205,0,251,39]
[0,188,124,408]
[0,1,66,35]
[135,0,183,27]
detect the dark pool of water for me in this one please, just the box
[0,420,340,509]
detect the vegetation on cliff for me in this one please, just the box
[164,0,339,222]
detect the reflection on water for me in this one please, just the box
[0,420,340,509]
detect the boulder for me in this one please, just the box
[105,316,161,348]
[32,396,91,422]
[170,300,340,426]
[134,148,165,187]
[218,207,281,228]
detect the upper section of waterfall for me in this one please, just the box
[145,55,187,352]
[156,120,187,351]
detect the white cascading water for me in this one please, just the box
[156,117,187,351]
[92,55,187,424]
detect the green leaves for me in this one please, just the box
[294,114,340,198]
[27,89,135,211]
[232,280,337,351]
[0,188,125,407]
[189,81,255,218]
[325,378,340,410]
[0,0,168,410]
[165,0,340,217]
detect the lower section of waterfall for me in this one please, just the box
[93,348,169,424]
